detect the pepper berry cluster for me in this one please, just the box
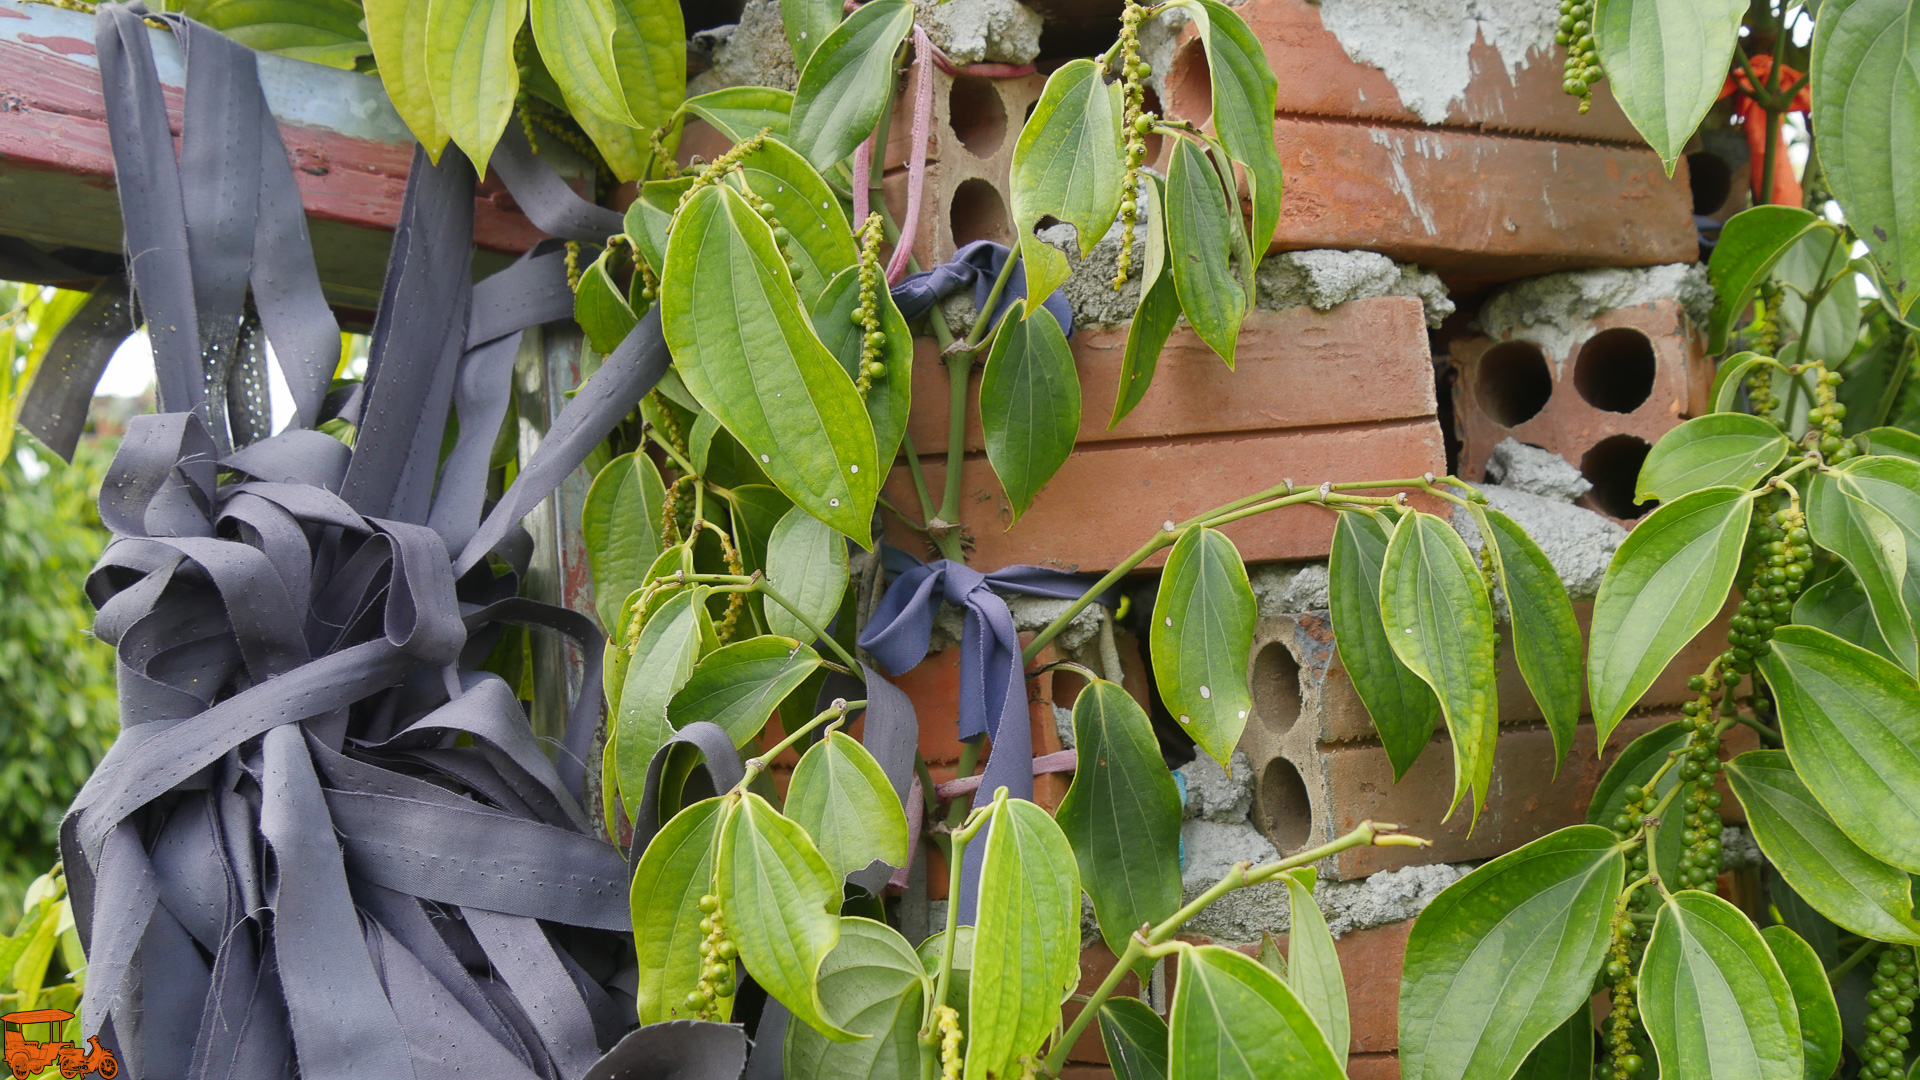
[1809,366,1855,462]
[1597,908,1646,1079]
[1555,0,1602,113]
[1864,946,1917,1078]
[685,892,738,1020]
[1726,500,1812,677]
[1113,0,1153,288]
[852,213,889,398]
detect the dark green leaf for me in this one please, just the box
[1151,526,1258,767]
[1476,504,1583,772]
[1399,826,1625,1080]
[631,796,727,1025]
[1758,925,1843,1080]
[1591,0,1745,171]
[1640,890,1802,1080]
[1635,413,1792,503]
[1329,511,1439,779]
[1169,945,1344,1080]
[726,483,794,580]
[1099,997,1170,1080]
[1761,626,1920,873]
[1111,175,1177,429]
[1794,570,1897,663]
[812,266,912,473]
[1806,469,1915,671]
[1706,207,1830,352]
[786,731,910,884]
[1380,510,1499,821]
[763,505,849,642]
[737,139,858,305]
[662,184,878,543]
[785,916,929,1080]
[1056,679,1183,959]
[788,0,914,171]
[1011,58,1125,310]
[1588,487,1754,746]
[583,451,668,638]
[979,299,1080,521]
[1165,138,1246,367]
[1512,1009,1594,1080]
[1281,867,1349,1068]
[617,587,707,813]
[968,797,1081,1080]
[669,636,822,747]
[1586,720,1692,889]
[1176,0,1283,276]
[1862,426,1920,461]
[576,249,639,356]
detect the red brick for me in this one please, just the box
[1348,1051,1403,1080]
[904,299,1436,452]
[1064,943,1147,1064]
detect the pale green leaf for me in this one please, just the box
[669,636,822,747]
[685,85,794,143]
[1151,526,1257,767]
[1281,868,1349,1068]
[1812,0,1920,314]
[1169,945,1344,1080]
[617,586,706,813]
[1758,925,1843,1080]
[785,917,930,1080]
[424,0,525,167]
[1592,0,1746,171]
[1706,207,1830,352]
[1794,571,1896,663]
[583,451,667,639]
[1828,455,1920,670]
[736,139,858,305]
[1011,58,1124,312]
[1807,469,1915,672]
[1862,426,1920,461]
[966,798,1081,1080]
[1587,720,1693,890]
[763,505,850,642]
[1636,413,1792,503]
[788,0,915,171]
[1710,352,1775,413]
[979,299,1080,521]
[365,0,449,157]
[631,796,729,1025]
[787,731,910,884]
[576,250,639,356]
[528,0,633,127]
[608,0,686,145]
[1640,889,1803,1080]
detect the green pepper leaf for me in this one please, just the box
[1169,945,1344,1080]
[1399,826,1625,1080]
[365,0,449,157]
[630,796,728,1025]
[1099,997,1170,1080]
[1705,207,1830,352]
[1165,138,1246,367]
[1761,625,1920,873]
[763,505,850,643]
[1151,526,1258,767]
[813,266,912,474]
[1828,455,1920,670]
[786,731,910,885]
[736,139,858,306]
[1475,503,1583,773]
[662,184,878,545]
[669,636,822,747]
[576,249,639,356]
[1793,571,1896,663]
[788,0,915,171]
[424,0,525,168]
[1586,720,1692,890]
[1806,469,1915,672]
[608,0,685,148]
[1862,426,1920,462]
[919,927,975,1033]
[1056,679,1183,960]
[1329,511,1440,779]
[617,586,707,813]
[1758,925,1843,1080]
[1111,174,1177,429]
[685,85,795,142]
[1636,413,1793,503]
[1640,889,1803,1080]
[979,299,1081,521]
[1709,352,1773,413]
[966,798,1081,1080]
[1592,0,1746,172]
[781,0,840,69]
[1512,1008,1594,1080]
[725,483,795,582]
[785,916,930,1080]
[719,792,860,1040]
[1380,510,1499,822]
[1588,486,1754,747]
[583,451,668,639]
[1280,868,1349,1069]
[1173,0,1283,276]
[528,0,633,127]
[1011,58,1125,313]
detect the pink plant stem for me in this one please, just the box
[851,134,875,229]
[885,23,936,285]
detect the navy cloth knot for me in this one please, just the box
[889,240,1075,339]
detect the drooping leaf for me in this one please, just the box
[812,266,912,473]
[1710,351,1775,413]
[1175,0,1283,275]
[1706,207,1830,352]
[1761,626,1920,873]
[1165,139,1245,367]
[528,0,633,127]
[607,0,685,148]
[1758,925,1844,1080]
[423,0,525,167]
[1635,413,1793,503]
[684,85,795,143]
[736,139,858,305]
[1794,571,1896,663]
[788,0,915,171]
[1011,58,1125,312]
[576,249,640,356]
[1168,945,1345,1080]
[786,731,910,885]
[1099,997,1170,1080]
[718,792,858,1040]
[1812,0,1920,314]
[1475,504,1583,773]
[1806,469,1915,672]
[583,451,668,638]
[966,798,1081,1080]
[1775,229,1862,366]
[785,916,929,1080]
[662,184,878,544]
[626,177,693,274]
[1399,826,1625,1080]
[1281,868,1349,1069]
[781,0,840,68]
[617,587,707,813]
[1380,510,1499,821]
[978,299,1081,521]
[1639,889,1803,1080]
[1591,0,1746,172]
[762,505,850,643]
[1587,720,1692,889]
[1588,486,1754,746]
[1111,175,1177,429]
[1828,455,1920,669]
[1151,526,1257,767]
[1513,1009,1595,1080]
[1329,511,1440,778]
[669,636,822,747]
[1056,679,1183,959]
[1862,425,1920,461]
[365,0,449,157]
[631,796,728,1025]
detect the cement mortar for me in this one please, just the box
[1317,0,1558,125]
[914,0,1044,65]
[688,0,799,95]
[1256,249,1455,328]
[1453,483,1626,600]
[1178,750,1256,823]
[1037,216,1149,331]
[1249,561,1331,616]
[1475,263,1713,373]
[1483,437,1591,502]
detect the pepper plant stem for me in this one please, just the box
[740,698,866,787]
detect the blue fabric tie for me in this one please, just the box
[889,240,1075,340]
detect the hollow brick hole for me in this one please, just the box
[949,177,1014,248]
[1574,327,1657,413]
[1582,434,1654,520]
[948,75,1008,159]
[1254,756,1312,852]
[1249,640,1300,737]
[1687,151,1734,217]
[1051,666,1088,712]
[1475,340,1554,428]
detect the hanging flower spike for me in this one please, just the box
[1113,0,1151,289]
[854,213,888,399]
[1719,54,1811,205]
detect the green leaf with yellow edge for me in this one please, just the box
[1151,526,1257,767]
[685,86,794,143]
[788,0,915,171]
[784,916,930,1080]
[424,0,525,168]
[1812,0,1920,314]
[1399,826,1624,1080]
[528,0,632,127]
[583,451,667,638]
[1172,0,1282,277]
[617,586,706,814]
[1280,867,1349,1069]
[630,796,729,1025]
[719,792,860,1041]
[1329,510,1439,779]
[786,731,909,885]
[1636,413,1792,503]
[1011,58,1124,314]
[966,798,1081,1080]
[1588,486,1753,747]
[662,184,878,544]
[1806,469,1915,672]
[812,266,911,474]
[736,139,857,306]
[979,298,1080,521]
[1474,503,1583,773]
[1640,889,1803,1080]
[1761,626,1920,873]
[1592,0,1746,172]
[1380,510,1498,822]
[669,636,822,748]
[1056,678,1183,960]
[1169,945,1345,1080]
[1111,174,1177,429]
[364,0,448,157]
[1099,997,1170,1080]
[1165,138,1245,367]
